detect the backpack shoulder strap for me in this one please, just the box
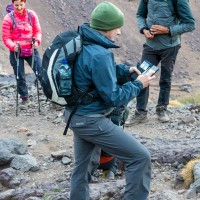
[63,85,95,136]
[8,9,33,31]
[26,9,33,26]
[9,11,16,31]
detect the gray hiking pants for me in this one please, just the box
[66,112,151,200]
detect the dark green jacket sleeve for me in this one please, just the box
[170,0,196,36]
[136,0,148,34]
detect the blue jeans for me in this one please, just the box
[65,111,151,200]
[136,44,180,113]
[9,49,41,98]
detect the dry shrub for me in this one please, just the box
[169,100,183,107]
[181,158,200,188]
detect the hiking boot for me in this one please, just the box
[102,170,115,180]
[21,96,29,105]
[156,107,170,123]
[19,96,29,109]
[20,96,28,101]
[125,110,148,127]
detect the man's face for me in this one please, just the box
[104,28,121,40]
[13,0,25,14]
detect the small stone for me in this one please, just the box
[18,127,28,132]
[185,188,196,199]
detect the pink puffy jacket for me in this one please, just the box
[2,8,42,52]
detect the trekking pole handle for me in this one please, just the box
[17,42,20,51]
[32,37,36,46]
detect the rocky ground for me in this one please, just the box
[0,75,200,200]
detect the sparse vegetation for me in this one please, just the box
[43,189,61,200]
[52,188,61,193]
[169,100,183,107]
[169,93,200,107]
[43,193,53,200]
[178,93,200,105]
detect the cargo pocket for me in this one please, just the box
[96,118,114,134]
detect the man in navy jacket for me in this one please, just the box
[65,1,155,200]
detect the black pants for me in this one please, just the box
[136,44,180,113]
[10,49,41,98]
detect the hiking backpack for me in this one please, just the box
[40,30,83,106]
[39,29,94,135]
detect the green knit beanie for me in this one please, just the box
[90,1,125,31]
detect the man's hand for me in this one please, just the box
[129,66,141,75]
[136,73,155,88]
[150,25,169,35]
[143,29,154,39]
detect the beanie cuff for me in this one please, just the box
[90,18,124,31]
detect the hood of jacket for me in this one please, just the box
[80,23,120,49]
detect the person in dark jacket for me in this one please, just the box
[64,1,155,200]
[125,0,196,126]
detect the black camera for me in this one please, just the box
[131,60,159,80]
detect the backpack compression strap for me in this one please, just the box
[63,86,95,135]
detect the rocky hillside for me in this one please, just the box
[0,75,200,200]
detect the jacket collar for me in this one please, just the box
[80,23,120,49]
[14,8,27,17]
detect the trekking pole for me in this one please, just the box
[16,42,20,117]
[32,37,41,112]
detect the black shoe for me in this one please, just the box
[156,106,170,122]
[125,110,148,127]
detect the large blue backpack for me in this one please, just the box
[39,29,95,135]
[40,30,83,107]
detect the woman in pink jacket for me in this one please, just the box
[2,0,42,103]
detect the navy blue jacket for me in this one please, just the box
[72,24,143,116]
